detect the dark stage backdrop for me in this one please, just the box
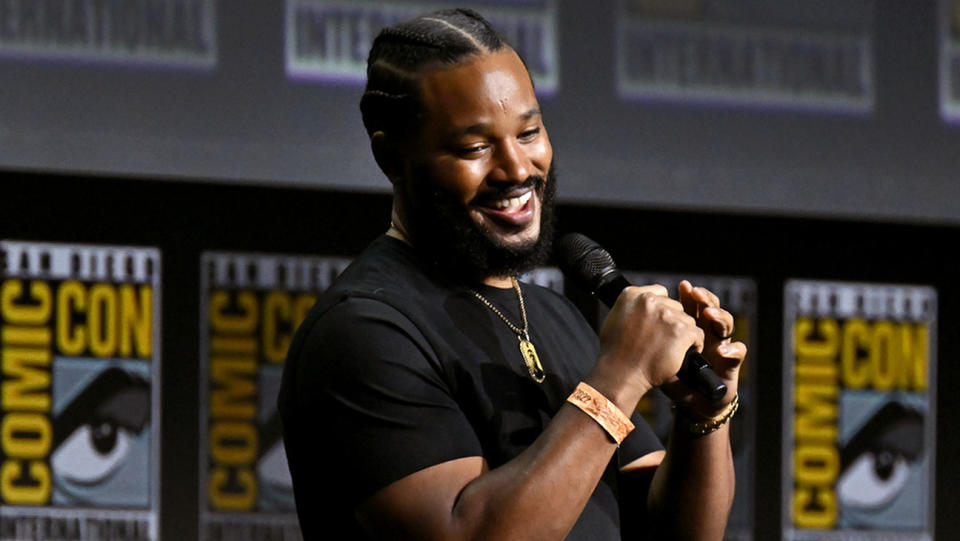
[1,0,959,224]
[3,2,960,541]
[1,176,957,541]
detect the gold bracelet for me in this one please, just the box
[672,393,739,437]
[566,382,635,445]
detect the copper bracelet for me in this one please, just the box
[567,381,635,445]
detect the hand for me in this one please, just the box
[591,284,705,411]
[662,280,747,417]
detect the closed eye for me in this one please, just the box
[455,144,488,157]
[519,127,540,141]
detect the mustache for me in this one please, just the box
[470,175,545,205]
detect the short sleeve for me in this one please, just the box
[618,409,665,466]
[283,296,482,507]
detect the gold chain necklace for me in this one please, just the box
[389,223,545,383]
[472,277,545,383]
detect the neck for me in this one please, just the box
[482,275,515,288]
[389,208,521,290]
[386,212,412,246]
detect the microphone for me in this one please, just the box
[555,233,727,403]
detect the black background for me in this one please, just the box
[2,173,956,540]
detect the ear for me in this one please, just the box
[371,131,404,185]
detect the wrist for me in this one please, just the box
[567,382,635,445]
[584,364,649,417]
[672,393,739,437]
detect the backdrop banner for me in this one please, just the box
[198,251,349,541]
[0,240,161,541]
[782,280,936,541]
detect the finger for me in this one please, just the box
[708,341,748,375]
[693,286,721,308]
[679,281,719,319]
[702,306,735,340]
[691,325,705,353]
[678,280,700,317]
[636,290,685,316]
[634,284,669,297]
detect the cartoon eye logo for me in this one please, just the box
[51,368,151,487]
[836,401,924,510]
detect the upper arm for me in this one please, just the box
[618,450,665,538]
[356,456,489,540]
[282,298,483,531]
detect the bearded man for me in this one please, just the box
[279,8,746,540]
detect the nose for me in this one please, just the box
[489,139,530,184]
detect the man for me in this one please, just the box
[279,8,746,540]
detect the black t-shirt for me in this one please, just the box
[279,236,662,539]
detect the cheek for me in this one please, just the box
[426,160,487,201]
[532,136,553,171]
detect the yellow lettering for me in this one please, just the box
[56,281,86,356]
[1,412,52,458]
[210,291,258,333]
[794,382,837,442]
[88,284,118,357]
[1,279,53,506]
[0,460,50,505]
[263,292,291,364]
[840,318,870,389]
[211,358,257,419]
[795,318,839,360]
[900,324,927,391]
[1,281,52,324]
[795,361,836,383]
[119,285,152,357]
[211,336,257,354]
[795,444,838,484]
[870,321,896,391]
[840,320,928,391]
[2,327,50,347]
[209,467,256,510]
[1,348,51,411]
[294,295,315,327]
[210,422,258,465]
[207,288,260,512]
[793,485,837,529]
[792,317,839,530]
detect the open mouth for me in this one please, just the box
[474,189,536,227]
[490,190,532,211]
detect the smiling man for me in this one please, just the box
[279,8,746,540]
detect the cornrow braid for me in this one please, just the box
[359,8,506,137]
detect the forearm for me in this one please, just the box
[357,370,647,541]
[448,396,629,540]
[646,422,735,541]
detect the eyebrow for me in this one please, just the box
[449,108,542,138]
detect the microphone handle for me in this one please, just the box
[595,273,727,403]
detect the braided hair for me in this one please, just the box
[359,8,506,138]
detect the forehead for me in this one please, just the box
[416,48,539,134]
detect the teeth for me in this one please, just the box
[492,191,532,210]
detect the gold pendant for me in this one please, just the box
[519,338,545,383]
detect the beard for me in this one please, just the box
[404,164,557,281]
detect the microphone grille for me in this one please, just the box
[555,233,617,286]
